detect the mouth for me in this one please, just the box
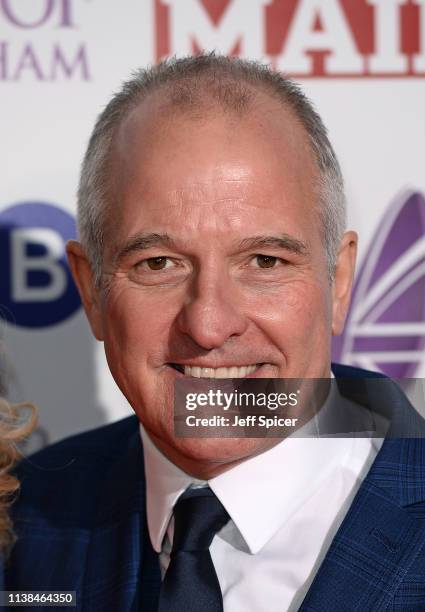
[167,363,264,378]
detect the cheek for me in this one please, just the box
[249,280,331,323]
[247,281,332,349]
[101,285,176,361]
[100,287,176,428]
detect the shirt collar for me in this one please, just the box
[140,374,356,555]
[139,425,205,552]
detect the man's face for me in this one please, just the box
[68,94,356,477]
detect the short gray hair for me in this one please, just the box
[77,53,346,286]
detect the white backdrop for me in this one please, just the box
[1,0,425,450]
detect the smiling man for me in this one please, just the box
[6,55,425,612]
[69,55,356,479]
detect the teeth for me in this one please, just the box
[183,364,258,378]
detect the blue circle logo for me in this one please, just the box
[0,202,81,328]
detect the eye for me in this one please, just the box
[143,257,172,271]
[253,255,279,269]
[129,255,189,286]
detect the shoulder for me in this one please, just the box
[18,414,140,473]
[13,415,140,525]
[333,363,425,462]
[331,363,385,378]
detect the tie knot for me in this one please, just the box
[172,487,230,553]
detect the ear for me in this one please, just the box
[66,240,104,340]
[331,231,358,336]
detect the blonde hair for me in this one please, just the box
[0,398,37,557]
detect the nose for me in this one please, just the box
[175,266,248,350]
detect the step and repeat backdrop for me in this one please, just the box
[1,0,425,450]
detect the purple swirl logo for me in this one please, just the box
[332,191,425,377]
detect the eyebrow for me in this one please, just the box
[114,231,309,266]
[114,233,174,265]
[238,235,308,256]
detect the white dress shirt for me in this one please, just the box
[140,383,383,611]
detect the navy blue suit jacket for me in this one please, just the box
[5,365,425,611]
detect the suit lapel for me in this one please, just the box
[299,438,425,611]
[78,367,425,611]
[81,430,161,612]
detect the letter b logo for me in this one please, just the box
[0,202,81,327]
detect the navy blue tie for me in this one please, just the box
[158,487,230,612]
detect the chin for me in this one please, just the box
[167,436,274,477]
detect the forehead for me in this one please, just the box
[108,90,320,247]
